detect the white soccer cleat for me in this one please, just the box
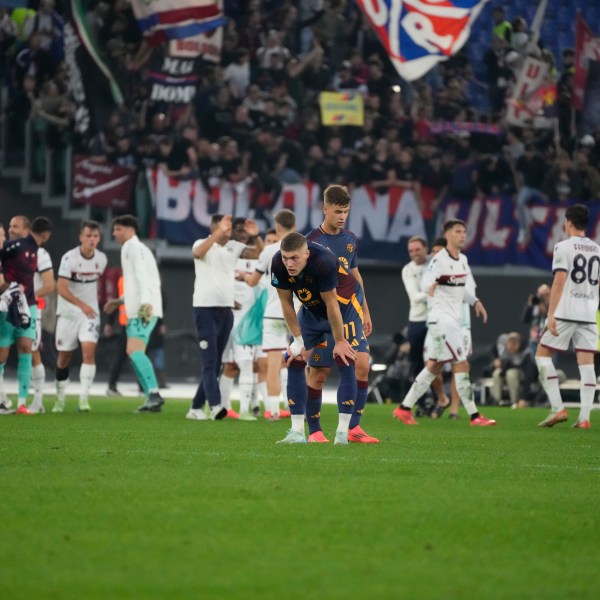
[238,412,257,421]
[186,408,208,421]
[78,401,92,412]
[276,429,307,445]
[28,403,46,414]
[334,430,349,445]
[52,400,65,414]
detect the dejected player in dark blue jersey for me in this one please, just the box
[0,216,52,414]
[304,184,378,443]
[271,232,367,444]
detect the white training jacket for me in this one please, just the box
[121,235,163,319]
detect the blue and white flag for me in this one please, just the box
[356,0,488,81]
[130,0,226,46]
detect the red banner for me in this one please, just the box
[72,156,136,210]
[574,13,600,110]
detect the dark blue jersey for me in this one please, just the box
[306,227,358,273]
[271,240,359,319]
[0,235,39,306]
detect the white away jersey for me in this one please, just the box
[255,241,283,319]
[192,239,246,307]
[33,247,53,294]
[57,247,107,317]
[426,248,474,324]
[552,236,600,324]
[234,257,260,317]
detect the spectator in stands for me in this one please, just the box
[256,29,291,70]
[367,55,392,112]
[199,86,234,141]
[484,36,513,115]
[490,332,532,409]
[573,150,600,201]
[514,143,548,243]
[223,47,250,99]
[491,6,512,45]
[476,153,515,197]
[242,83,266,122]
[13,31,54,90]
[543,150,582,202]
[419,151,451,242]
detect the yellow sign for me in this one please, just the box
[319,92,364,126]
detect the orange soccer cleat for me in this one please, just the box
[393,406,418,425]
[538,408,568,428]
[308,430,330,443]
[348,425,380,444]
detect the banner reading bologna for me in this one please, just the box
[148,169,425,262]
[149,169,597,268]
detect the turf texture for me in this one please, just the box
[1,398,599,600]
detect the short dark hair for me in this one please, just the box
[274,208,295,230]
[80,219,100,232]
[565,204,589,230]
[443,219,466,233]
[280,232,306,252]
[31,216,52,234]
[266,228,277,236]
[323,184,350,207]
[210,214,224,227]
[431,237,447,248]
[112,214,139,232]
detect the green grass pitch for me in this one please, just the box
[1,398,599,600]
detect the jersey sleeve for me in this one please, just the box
[37,248,53,273]
[57,252,72,279]
[552,242,568,273]
[270,254,290,290]
[231,240,247,258]
[255,245,271,274]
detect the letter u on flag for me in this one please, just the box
[356,0,489,81]
[130,0,226,46]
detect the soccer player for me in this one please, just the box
[219,217,265,420]
[302,184,378,443]
[0,216,53,414]
[52,221,107,412]
[242,209,296,421]
[393,219,496,426]
[187,214,263,421]
[536,204,600,429]
[402,236,431,415]
[5,215,55,414]
[103,215,165,413]
[271,231,365,444]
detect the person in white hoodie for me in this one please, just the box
[103,215,164,413]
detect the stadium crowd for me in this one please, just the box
[1,1,599,245]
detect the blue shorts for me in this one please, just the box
[126,317,157,345]
[299,292,368,363]
[0,305,37,347]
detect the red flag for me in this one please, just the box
[574,13,600,110]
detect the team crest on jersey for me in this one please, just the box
[346,243,353,252]
[297,288,312,302]
[338,256,349,270]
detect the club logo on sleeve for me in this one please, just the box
[271,274,279,285]
[346,243,353,252]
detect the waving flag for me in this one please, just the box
[130,0,226,47]
[356,0,489,81]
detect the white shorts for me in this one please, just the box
[424,323,471,362]
[222,332,260,364]
[426,320,468,363]
[262,317,289,352]
[32,308,42,352]
[55,314,100,352]
[539,320,598,353]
